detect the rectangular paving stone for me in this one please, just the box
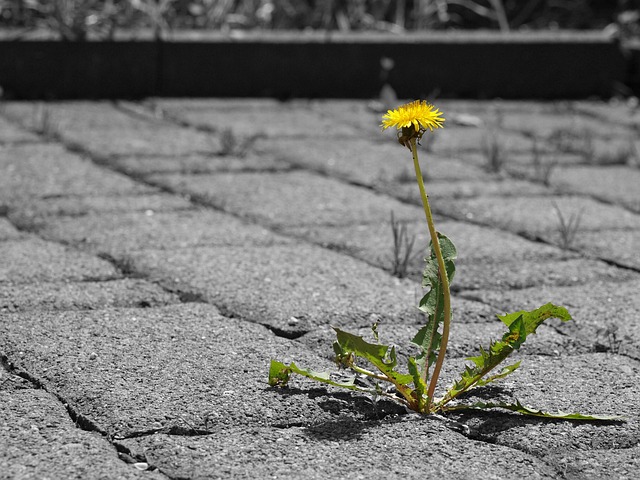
[36,209,289,256]
[381,178,552,203]
[0,143,154,204]
[118,417,557,480]
[258,136,491,187]
[437,195,640,236]
[0,388,160,480]
[430,125,534,155]
[128,243,421,336]
[0,217,22,240]
[2,102,221,157]
[0,115,40,143]
[147,170,422,227]
[0,304,390,438]
[11,193,192,220]
[460,279,640,360]
[571,228,640,270]
[156,101,360,139]
[550,165,640,213]
[0,238,119,284]
[285,219,574,272]
[0,279,179,313]
[447,353,640,480]
[299,315,583,367]
[111,152,290,176]
[283,220,633,290]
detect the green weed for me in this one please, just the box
[269,101,621,422]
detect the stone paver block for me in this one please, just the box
[37,209,289,256]
[159,102,360,139]
[0,238,119,284]
[119,417,557,480]
[448,353,640,480]
[461,280,640,359]
[2,102,221,157]
[12,193,193,219]
[0,115,40,143]
[283,221,633,290]
[258,136,491,186]
[299,317,584,365]
[455,257,637,291]
[0,143,154,204]
[0,388,160,480]
[550,165,640,212]
[0,279,179,313]
[129,244,420,336]
[0,304,399,438]
[570,228,640,270]
[111,152,290,176]
[148,170,422,227]
[437,195,640,236]
[284,219,573,271]
[382,178,552,203]
[432,126,534,155]
[0,217,22,240]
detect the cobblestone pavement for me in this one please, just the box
[1,98,639,479]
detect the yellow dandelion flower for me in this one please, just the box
[381,100,445,145]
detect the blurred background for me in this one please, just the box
[1,0,639,40]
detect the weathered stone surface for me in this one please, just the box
[0,143,153,203]
[570,227,640,270]
[299,315,585,365]
[0,387,163,479]
[111,152,290,176]
[0,279,179,313]
[448,353,640,480]
[128,244,419,335]
[0,217,22,240]
[0,115,40,143]
[0,304,399,438]
[156,101,360,138]
[282,220,632,290]
[36,209,289,255]
[258,136,491,186]
[0,238,119,284]
[119,417,557,480]
[437,195,640,236]
[147,170,422,227]
[550,165,640,212]
[2,102,221,157]
[460,279,640,360]
[382,178,552,203]
[12,193,193,219]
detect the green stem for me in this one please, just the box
[410,138,452,412]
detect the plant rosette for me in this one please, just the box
[269,100,622,422]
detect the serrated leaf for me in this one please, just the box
[333,328,413,385]
[408,356,428,410]
[422,233,457,288]
[440,303,570,407]
[446,400,625,421]
[497,303,572,334]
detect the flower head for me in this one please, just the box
[381,100,445,148]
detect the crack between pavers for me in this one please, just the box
[0,351,173,477]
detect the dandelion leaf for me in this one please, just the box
[333,327,413,385]
[443,304,570,403]
[453,400,625,421]
[268,359,359,390]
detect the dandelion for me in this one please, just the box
[381,100,445,148]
